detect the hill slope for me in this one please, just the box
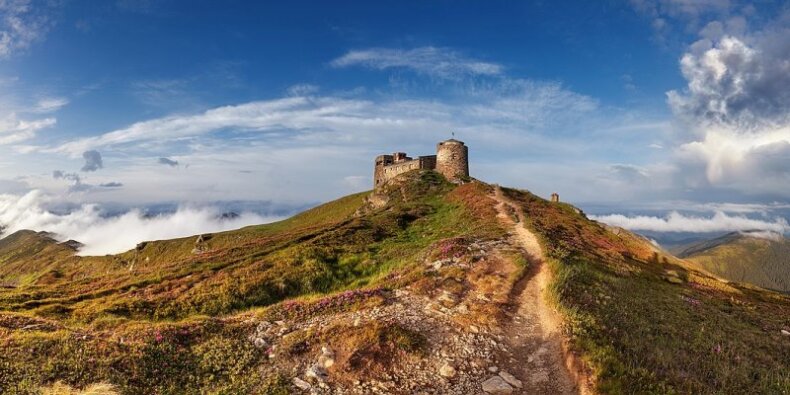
[498,190,790,394]
[675,231,790,292]
[0,171,788,394]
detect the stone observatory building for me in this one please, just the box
[374,139,469,188]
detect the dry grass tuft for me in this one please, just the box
[40,382,118,395]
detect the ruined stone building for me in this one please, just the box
[374,139,469,188]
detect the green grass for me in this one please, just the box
[0,171,504,393]
[685,236,790,292]
[503,187,790,394]
[4,174,786,394]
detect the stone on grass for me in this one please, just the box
[305,364,329,382]
[253,338,268,349]
[292,377,311,390]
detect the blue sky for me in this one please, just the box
[1,0,789,253]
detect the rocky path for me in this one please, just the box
[492,186,579,394]
[249,187,586,395]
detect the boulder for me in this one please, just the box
[252,337,268,349]
[293,377,311,390]
[498,371,522,389]
[481,376,514,394]
[305,364,329,382]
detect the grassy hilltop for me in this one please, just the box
[0,170,788,394]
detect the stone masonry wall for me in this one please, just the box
[374,139,469,188]
[374,155,437,187]
[436,140,469,182]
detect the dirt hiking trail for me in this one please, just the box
[491,186,584,394]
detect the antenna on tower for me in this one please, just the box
[451,131,455,138]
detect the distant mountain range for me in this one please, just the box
[1,172,788,393]
[672,230,790,292]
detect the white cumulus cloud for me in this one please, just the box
[667,13,790,196]
[0,190,280,256]
[667,32,790,129]
[591,211,789,233]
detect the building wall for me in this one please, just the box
[436,139,469,182]
[418,155,437,171]
[374,155,437,187]
[373,139,469,188]
[374,154,394,188]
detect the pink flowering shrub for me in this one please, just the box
[430,237,468,261]
[275,288,387,320]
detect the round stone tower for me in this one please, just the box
[436,139,469,182]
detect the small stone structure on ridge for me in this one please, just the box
[374,139,469,188]
[551,193,560,203]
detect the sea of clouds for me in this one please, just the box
[590,210,790,235]
[0,190,282,256]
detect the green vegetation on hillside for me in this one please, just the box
[502,187,790,394]
[679,233,790,292]
[0,171,504,394]
[1,172,788,394]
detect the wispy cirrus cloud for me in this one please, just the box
[286,83,319,96]
[33,97,69,113]
[630,0,734,41]
[25,73,658,206]
[630,0,732,19]
[330,47,503,79]
[0,115,55,144]
[0,84,65,146]
[49,79,603,158]
[0,0,52,58]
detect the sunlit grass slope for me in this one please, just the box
[680,233,790,293]
[1,172,788,394]
[502,187,790,394]
[0,171,503,393]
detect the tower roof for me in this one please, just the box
[440,138,464,144]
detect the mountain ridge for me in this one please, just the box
[677,230,790,292]
[0,170,788,394]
